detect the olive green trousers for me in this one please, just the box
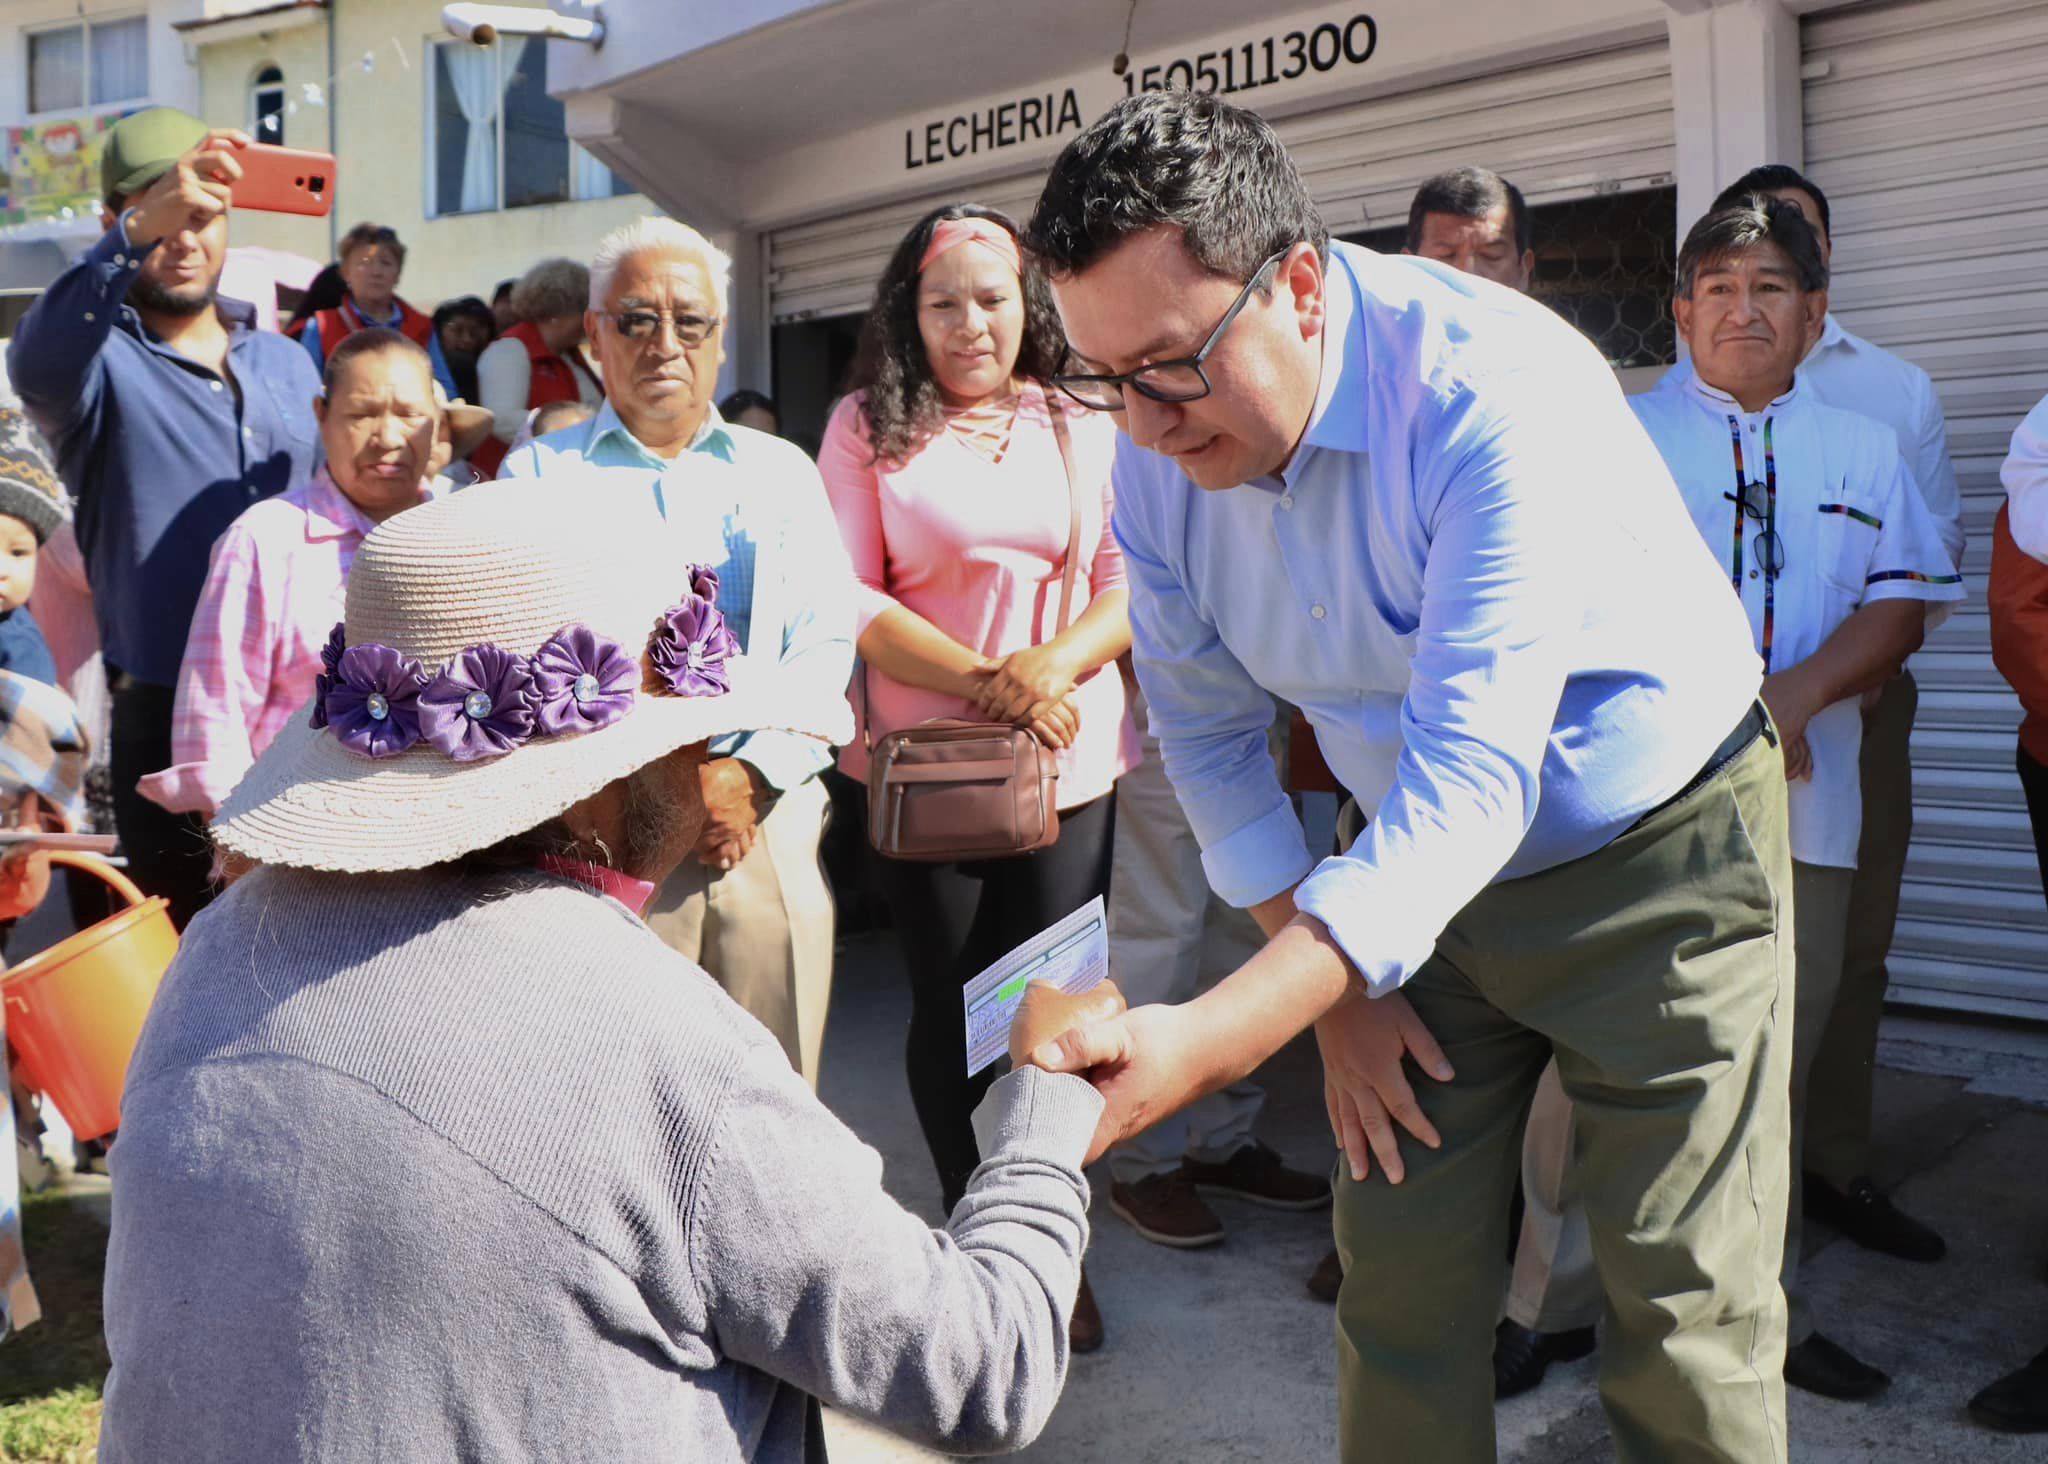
[1334,727,1793,1464]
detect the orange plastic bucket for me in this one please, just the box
[1,853,178,1142]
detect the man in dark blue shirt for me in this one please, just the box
[7,108,322,926]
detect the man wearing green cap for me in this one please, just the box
[7,108,323,927]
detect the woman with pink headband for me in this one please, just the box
[820,204,1138,1352]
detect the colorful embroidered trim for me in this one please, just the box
[1866,569,1965,586]
[1819,503,1884,530]
[1726,416,1779,673]
[313,563,735,761]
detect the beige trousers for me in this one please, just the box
[1107,696,1267,1182]
[1504,1061,1599,1332]
[644,776,835,1087]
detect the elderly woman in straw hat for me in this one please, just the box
[98,483,1119,1462]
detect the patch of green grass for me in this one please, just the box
[0,1189,108,1463]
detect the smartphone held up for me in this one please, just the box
[230,143,335,217]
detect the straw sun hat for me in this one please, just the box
[214,481,850,872]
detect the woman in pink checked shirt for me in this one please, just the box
[139,330,445,821]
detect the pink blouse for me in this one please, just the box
[820,383,1138,810]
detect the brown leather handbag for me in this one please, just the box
[865,407,1082,863]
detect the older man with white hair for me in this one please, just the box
[501,216,852,1088]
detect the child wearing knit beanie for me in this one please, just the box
[0,411,73,688]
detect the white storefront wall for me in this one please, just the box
[1801,0,2048,1019]
[553,0,2048,1019]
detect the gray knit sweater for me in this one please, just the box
[99,864,1102,1462]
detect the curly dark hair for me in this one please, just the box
[843,204,1069,466]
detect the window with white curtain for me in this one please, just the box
[572,145,635,202]
[28,27,86,114]
[27,15,148,115]
[429,38,636,216]
[89,17,148,106]
[251,65,286,143]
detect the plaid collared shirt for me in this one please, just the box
[139,470,437,818]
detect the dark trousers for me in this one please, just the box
[107,673,216,931]
[875,792,1116,1212]
[2019,743,2048,894]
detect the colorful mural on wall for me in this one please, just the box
[1,111,137,225]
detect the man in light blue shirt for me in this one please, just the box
[1023,93,1790,1461]
[503,216,852,1086]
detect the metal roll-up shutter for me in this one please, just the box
[1279,37,1674,233]
[767,172,1050,325]
[766,37,1673,325]
[1804,0,2048,1019]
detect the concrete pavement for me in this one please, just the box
[814,933,2048,1463]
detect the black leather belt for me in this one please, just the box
[1638,701,1770,826]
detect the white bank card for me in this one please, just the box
[962,896,1109,1077]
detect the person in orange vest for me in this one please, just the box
[471,258,602,479]
[300,223,456,401]
[1979,395,2048,1435]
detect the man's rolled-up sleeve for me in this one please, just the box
[1294,394,1574,996]
[1113,468,1307,909]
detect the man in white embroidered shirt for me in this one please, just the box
[1633,198,1961,1401]
[1023,92,1792,1462]
[1680,167,1965,1276]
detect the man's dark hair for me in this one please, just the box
[284,262,347,334]
[719,388,777,420]
[1675,196,1829,299]
[431,295,495,338]
[492,279,516,304]
[1024,91,1328,283]
[1405,167,1531,254]
[1713,164,1830,239]
[321,326,432,395]
[843,204,1067,465]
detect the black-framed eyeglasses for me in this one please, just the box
[1051,248,1291,411]
[1725,482,1786,576]
[603,309,721,347]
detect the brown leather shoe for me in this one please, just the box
[1182,1141,1331,1211]
[1069,1267,1104,1354]
[1306,1247,1343,1303]
[1109,1172,1226,1248]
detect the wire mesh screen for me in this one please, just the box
[1343,186,1678,369]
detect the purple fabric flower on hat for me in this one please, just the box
[646,594,739,698]
[418,643,539,763]
[687,563,721,605]
[325,644,428,758]
[309,621,348,730]
[531,624,637,736]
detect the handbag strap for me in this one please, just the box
[1048,399,1083,636]
[862,389,1086,753]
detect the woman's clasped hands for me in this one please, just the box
[971,642,1084,750]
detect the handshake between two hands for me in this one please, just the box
[1005,978,1131,1164]
[1003,963,1458,1182]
